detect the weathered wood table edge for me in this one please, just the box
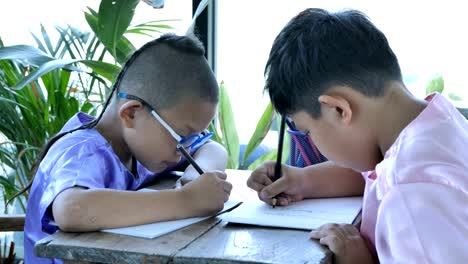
[171,220,333,264]
[34,170,332,264]
[35,216,223,264]
[35,217,332,264]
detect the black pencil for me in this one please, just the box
[272,115,286,207]
[177,144,205,175]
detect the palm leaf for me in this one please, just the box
[80,60,120,82]
[97,0,139,58]
[242,103,274,168]
[2,52,118,89]
[248,149,277,171]
[218,81,240,169]
[40,24,55,56]
[85,7,135,64]
[13,58,77,90]
[208,122,223,146]
[0,45,53,66]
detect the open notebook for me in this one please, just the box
[102,199,241,239]
[222,196,362,230]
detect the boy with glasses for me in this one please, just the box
[24,34,232,263]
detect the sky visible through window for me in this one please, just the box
[1,0,467,146]
[217,0,468,145]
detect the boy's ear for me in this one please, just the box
[118,101,145,128]
[318,95,352,125]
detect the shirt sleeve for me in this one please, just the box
[39,142,119,233]
[375,182,468,263]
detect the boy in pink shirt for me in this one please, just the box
[247,8,468,263]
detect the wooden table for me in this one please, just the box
[35,170,332,264]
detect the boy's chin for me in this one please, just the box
[147,163,168,173]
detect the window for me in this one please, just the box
[216,0,468,146]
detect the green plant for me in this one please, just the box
[0,0,173,210]
[0,241,17,264]
[209,81,289,170]
[0,0,276,220]
[0,2,175,262]
[208,81,240,169]
[247,115,290,171]
[425,74,462,102]
[0,28,102,213]
[425,74,468,119]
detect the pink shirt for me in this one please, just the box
[360,93,468,263]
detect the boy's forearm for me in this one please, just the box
[298,161,365,198]
[53,187,195,232]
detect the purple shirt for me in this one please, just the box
[24,112,182,263]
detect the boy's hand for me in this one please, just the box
[175,169,199,188]
[182,171,232,215]
[310,224,374,264]
[247,161,304,206]
[175,176,193,188]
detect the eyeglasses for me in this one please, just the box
[117,93,214,150]
[118,92,213,175]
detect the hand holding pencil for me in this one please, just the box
[271,115,286,207]
[246,116,305,207]
[182,170,233,215]
[246,161,305,206]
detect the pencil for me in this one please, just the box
[177,144,205,175]
[272,115,286,208]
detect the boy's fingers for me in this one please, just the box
[260,174,273,186]
[341,224,359,236]
[310,223,334,239]
[319,235,343,254]
[277,196,289,206]
[247,173,271,191]
[246,175,259,189]
[319,235,333,247]
[309,229,324,239]
[257,192,264,202]
[320,223,339,232]
[248,182,265,192]
[260,177,287,199]
[216,172,227,180]
[223,182,233,193]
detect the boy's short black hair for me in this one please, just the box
[117,33,219,110]
[265,8,402,118]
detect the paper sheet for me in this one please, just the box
[102,200,241,239]
[223,197,362,230]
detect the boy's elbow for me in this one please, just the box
[217,143,228,163]
[52,188,93,232]
[54,215,79,232]
[211,141,228,168]
[199,140,228,169]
